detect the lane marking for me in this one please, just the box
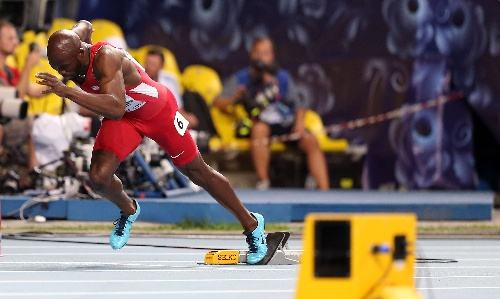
[0,278,296,283]
[1,276,500,283]
[415,252,500,255]
[4,253,204,256]
[0,261,196,264]
[0,268,295,273]
[2,247,303,251]
[416,275,500,279]
[451,258,500,261]
[0,289,295,297]
[2,246,107,249]
[418,287,500,290]
[416,244,500,251]
[417,266,500,269]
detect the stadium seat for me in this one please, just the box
[129,45,181,82]
[48,18,76,36]
[14,27,69,115]
[303,110,349,152]
[13,30,36,70]
[27,58,70,116]
[13,31,48,70]
[181,65,222,104]
[6,55,16,68]
[90,19,127,49]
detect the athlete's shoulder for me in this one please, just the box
[93,44,123,71]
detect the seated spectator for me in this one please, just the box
[214,37,329,190]
[0,19,46,191]
[144,48,198,128]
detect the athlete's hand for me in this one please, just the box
[35,72,69,97]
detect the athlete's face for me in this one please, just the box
[48,47,85,82]
[0,25,19,56]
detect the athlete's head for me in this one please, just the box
[47,29,88,81]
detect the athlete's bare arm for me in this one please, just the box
[72,20,93,44]
[36,47,132,120]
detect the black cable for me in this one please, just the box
[361,258,393,299]
[359,252,456,299]
[3,232,227,251]
[416,258,457,263]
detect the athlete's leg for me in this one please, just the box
[89,118,143,215]
[177,153,266,264]
[148,95,266,263]
[298,132,330,190]
[177,153,257,232]
[90,118,144,250]
[146,98,258,232]
[89,151,136,215]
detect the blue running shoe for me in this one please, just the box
[109,199,141,250]
[245,212,268,264]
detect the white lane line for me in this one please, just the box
[416,246,500,248]
[416,249,500,251]
[0,290,295,297]
[0,261,195,265]
[451,258,500,261]
[416,252,500,255]
[5,253,203,256]
[416,275,500,279]
[0,268,295,273]
[1,276,499,284]
[0,278,295,283]
[3,246,104,249]
[2,246,303,250]
[416,266,500,269]
[418,287,500,290]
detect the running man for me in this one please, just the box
[36,20,267,264]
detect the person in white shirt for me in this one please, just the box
[144,48,198,128]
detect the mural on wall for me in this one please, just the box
[79,0,500,190]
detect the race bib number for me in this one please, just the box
[174,111,189,136]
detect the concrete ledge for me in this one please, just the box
[1,189,493,222]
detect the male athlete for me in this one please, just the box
[36,20,268,264]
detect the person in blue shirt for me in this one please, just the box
[214,37,329,190]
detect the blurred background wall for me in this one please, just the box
[77,0,499,191]
[2,0,498,191]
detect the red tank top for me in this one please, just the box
[79,42,168,120]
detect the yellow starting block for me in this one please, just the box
[204,250,241,265]
[296,213,423,299]
[204,232,299,265]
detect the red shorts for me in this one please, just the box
[93,98,198,166]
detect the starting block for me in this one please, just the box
[204,232,299,265]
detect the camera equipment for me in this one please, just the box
[2,170,21,193]
[0,87,28,120]
[250,60,278,82]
